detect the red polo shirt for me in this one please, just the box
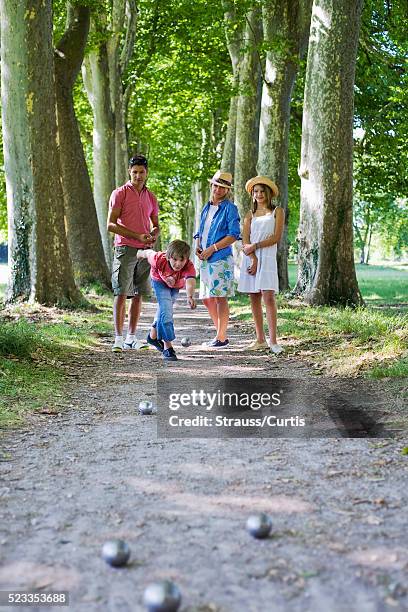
[109,181,158,248]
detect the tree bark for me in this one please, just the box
[190,178,208,270]
[295,0,364,306]
[108,0,138,185]
[1,0,80,305]
[258,0,312,291]
[83,46,115,268]
[82,1,137,268]
[55,3,110,288]
[234,8,263,218]
[221,2,243,173]
[1,0,33,300]
[366,227,373,265]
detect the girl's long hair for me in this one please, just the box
[251,184,276,215]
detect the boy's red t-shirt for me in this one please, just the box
[150,252,196,289]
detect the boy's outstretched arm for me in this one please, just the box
[136,248,156,266]
[185,277,196,309]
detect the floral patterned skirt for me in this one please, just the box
[199,256,235,298]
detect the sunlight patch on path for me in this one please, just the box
[0,561,81,590]
[127,477,313,516]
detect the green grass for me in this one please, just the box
[231,262,408,378]
[0,320,52,359]
[231,292,407,378]
[0,296,111,426]
[368,356,408,379]
[354,263,408,305]
[287,262,408,305]
[0,358,64,426]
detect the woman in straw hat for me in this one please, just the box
[238,176,284,354]
[194,171,240,348]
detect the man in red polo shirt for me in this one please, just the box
[107,155,160,352]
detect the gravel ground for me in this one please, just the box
[0,300,407,612]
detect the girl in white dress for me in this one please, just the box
[238,176,285,354]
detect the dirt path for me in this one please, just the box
[0,299,407,611]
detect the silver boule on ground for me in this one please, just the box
[246,513,273,539]
[143,579,182,611]
[138,400,154,415]
[101,539,131,567]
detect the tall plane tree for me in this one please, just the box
[295,0,363,305]
[82,0,137,267]
[0,0,80,304]
[258,0,312,290]
[234,7,263,217]
[55,2,110,287]
[221,1,244,173]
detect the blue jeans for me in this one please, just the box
[151,280,179,342]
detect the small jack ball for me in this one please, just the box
[139,400,153,415]
[102,539,130,567]
[143,580,181,612]
[180,337,191,347]
[246,513,272,539]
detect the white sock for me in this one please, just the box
[125,334,135,344]
[115,335,124,344]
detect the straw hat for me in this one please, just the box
[245,176,279,198]
[209,170,233,189]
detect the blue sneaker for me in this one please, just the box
[163,347,178,361]
[147,333,164,352]
[207,339,229,348]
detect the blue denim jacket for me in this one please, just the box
[194,199,241,263]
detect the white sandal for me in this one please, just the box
[270,344,284,354]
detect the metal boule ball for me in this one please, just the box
[180,337,191,347]
[143,580,182,612]
[101,539,131,567]
[139,400,153,415]
[246,513,272,539]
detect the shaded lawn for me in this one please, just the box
[231,263,407,378]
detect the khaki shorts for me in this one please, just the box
[111,246,151,297]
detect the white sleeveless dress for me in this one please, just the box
[238,212,279,293]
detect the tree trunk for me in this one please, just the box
[221,2,243,173]
[295,0,363,306]
[222,96,238,174]
[1,0,33,300]
[1,0,80,305]
[83,47,115,268]
[107,0,138,185]
[234,8,263,218]
[191,178,208,270]
[55,3,110,288]
[258,0,312,291]
[83,1,137,268]
[366,227,373,265]
[354,225,365,264]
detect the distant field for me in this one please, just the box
[0,262,407,305]
[288,262,407,306]
[354,263,408,305]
